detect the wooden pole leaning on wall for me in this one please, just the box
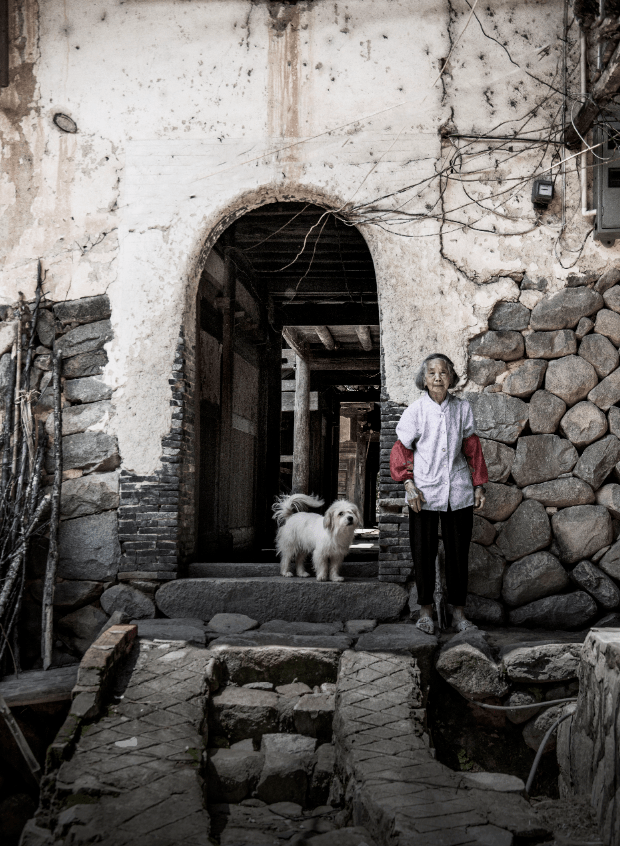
[292,353,310,495]
[42,350,62,671]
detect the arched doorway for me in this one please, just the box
[194,202,380,562]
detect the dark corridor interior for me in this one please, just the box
[195,202,381,562]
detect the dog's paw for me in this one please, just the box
[315,574,328,581]
[297,571,310,578]
[282,571,294,578]
[330,574,345,582]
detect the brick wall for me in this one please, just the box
[378,401,413,583]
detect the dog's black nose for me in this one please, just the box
[347,516,353,524]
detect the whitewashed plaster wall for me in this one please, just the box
[0,0,618,476]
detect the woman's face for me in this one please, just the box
[425,358,451,401]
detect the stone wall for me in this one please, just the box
[0,296,192,667]
[557,628,620,846]
[379,269,620,631]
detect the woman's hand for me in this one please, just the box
[474,486,486,511]
[404,479,426,513]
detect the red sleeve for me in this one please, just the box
[390,440,414,482]
[462,434,489,487]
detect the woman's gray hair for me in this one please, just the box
[415,353,460,391]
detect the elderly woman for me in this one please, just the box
[392,354,488,634]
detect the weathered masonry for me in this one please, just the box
[5,0,620,666]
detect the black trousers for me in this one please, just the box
[408,505,473,606]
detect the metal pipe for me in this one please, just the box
[581,27,598,218]
[525,706,576,794]
[472,696,577,712]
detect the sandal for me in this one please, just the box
[416,615,435,635]
[454,619,477,633]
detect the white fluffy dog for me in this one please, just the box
[273,493,362,582]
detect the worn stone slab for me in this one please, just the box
[54,294,111,326]
[463,393,529,444]
[479,439,515,483]
[355,624,438,695]
[530,288,603,331]
[156,577,407,623]
[559,401,608,448]
[132,618,207,645]
[570,560,620,609]
[528,389,567,434]
[46,400,112,437]
[62,349,108,378]
[55,318,113,358]
[209,643,341,687]
[188,560,378,578]
[259,620,343,635]
[521,477,595,508]
[64,375,113,404]
[468,331,524,361]
[502,359,547,398]
[208,631,352,650]
[578,332,619,378]
[60,471,120,519]
[101,585,155,619]
[545,355,599,407]
[511,434,577,486]
[508,592,598,630]
[500,642,582,682]
[462,772,525,793]
[59,431,120,475]
[496,500,551,562]
[58,511,121,580]
[208,613,259,633]
[468,358,507,387]
[477,482,522,522]
[436,629,509,700]
[551,505,613,564]
[502,552,569,607]
[525,329,576,359]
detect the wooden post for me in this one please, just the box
[217,248,235,551]
[42,351,62,670]
[260,330,283,547]
[292,354,310,494]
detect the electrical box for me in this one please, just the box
[593,117,620,247]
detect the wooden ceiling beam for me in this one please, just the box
[355,326,373,351]
[315,326,337,350]
[282,327,308,360]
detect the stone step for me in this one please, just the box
[188,560,379,579]
[156,577,408,624]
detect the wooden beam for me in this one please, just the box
[355,325,373,351]
[282,327,308,359]
[276,304,379,327]
[309,356,380,371]
[315,326,336,350]
[292,355,310,494]
[282,391,318,412]
[565,36,620,148]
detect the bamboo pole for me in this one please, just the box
[42,350,62,670]
[10,318,21,479]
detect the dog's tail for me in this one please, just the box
[272,493,324,527]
